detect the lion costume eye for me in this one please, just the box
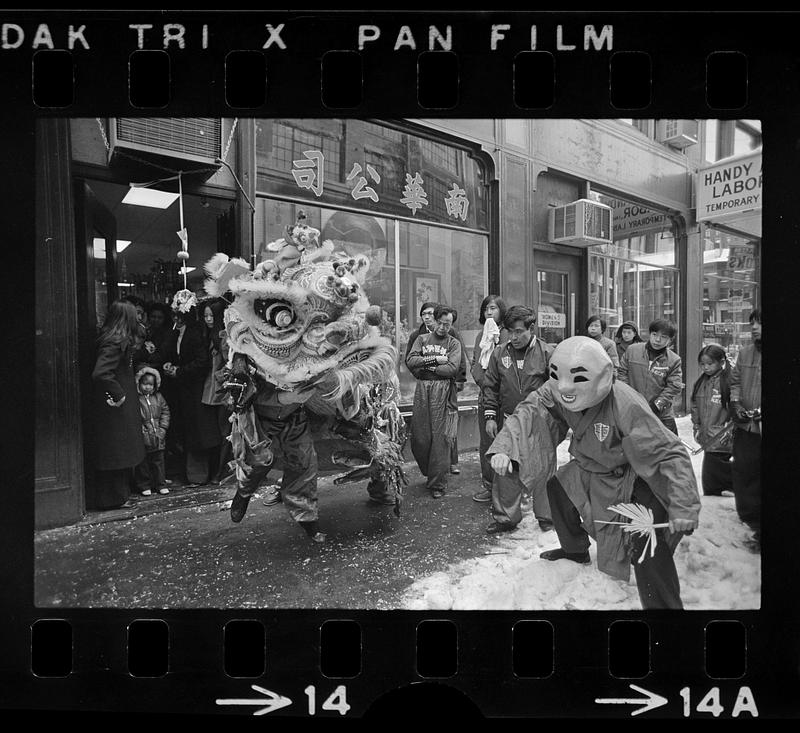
[253,299,297,330]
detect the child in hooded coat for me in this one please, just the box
[134,366,171,496]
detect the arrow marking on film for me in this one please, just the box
[216,685,293,716]
[595,684,668,716]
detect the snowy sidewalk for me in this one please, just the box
[401,415,760,611]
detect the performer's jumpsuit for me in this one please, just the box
[235,383,319,523]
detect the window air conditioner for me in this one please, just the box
[108,118,223,167]
[655,119,699,149]
[548,199,612,246]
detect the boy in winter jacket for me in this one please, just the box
[618,319,684,435]
[134,367,171,496]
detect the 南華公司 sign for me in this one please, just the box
[696,151,762,223]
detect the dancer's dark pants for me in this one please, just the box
[546,474,684,610]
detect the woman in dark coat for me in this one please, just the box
[89,300,146,509]
[161,304,220,485]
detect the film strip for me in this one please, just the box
[3,9,797,720]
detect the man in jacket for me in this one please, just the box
[729,309,762,550]
[487,336,700,610]
[618,318,684,435]
[481,305,556,534]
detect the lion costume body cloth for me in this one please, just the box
[204,239,407,522]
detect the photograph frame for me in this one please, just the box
[412,271,441,317]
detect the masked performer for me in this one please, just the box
[487,336,700,610]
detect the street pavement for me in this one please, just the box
[35,451,505,609]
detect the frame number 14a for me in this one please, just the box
[680,687,758,718]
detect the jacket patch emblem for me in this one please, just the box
[594,422,610,441]
[501,355,512,369]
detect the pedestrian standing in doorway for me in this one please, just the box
[586,315,620,374]
[406,305,462,499]
[142,302,173,365]
[690,344,733,497]
[161,295,219,486]
[88,300,146,510]
[133,366,171,496]
[618,319,684,435]
[201,299,233,484]
[123,295,149,371]
[481,305,555,534]
[471,294,508,503]
[729,309,762,551]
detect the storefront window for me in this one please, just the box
[254,119,492,406]
[589,194,679,339]
[396,221,487,404]
[255,198,488,406]
[702,228,760,363]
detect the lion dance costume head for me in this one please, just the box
[203,211,407,512]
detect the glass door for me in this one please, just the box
[537,269,570,343]
[534,250,582,344]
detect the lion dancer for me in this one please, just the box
[487,336,701,609]
[225,354,326,543]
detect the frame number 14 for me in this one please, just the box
[304,685,351,716]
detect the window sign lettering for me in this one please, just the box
[400,172,428,215]
[291,150,324,197]
[444,182,469,222]
[347,162,381,202]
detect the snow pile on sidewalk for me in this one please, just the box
[400,418,760,610]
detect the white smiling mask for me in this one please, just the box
[548,336,614,412]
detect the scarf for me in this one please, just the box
[479,319,501,369]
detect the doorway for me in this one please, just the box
[533,249,583,344]
[74,179,237,506]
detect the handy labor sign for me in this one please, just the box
[696,151,762,222]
